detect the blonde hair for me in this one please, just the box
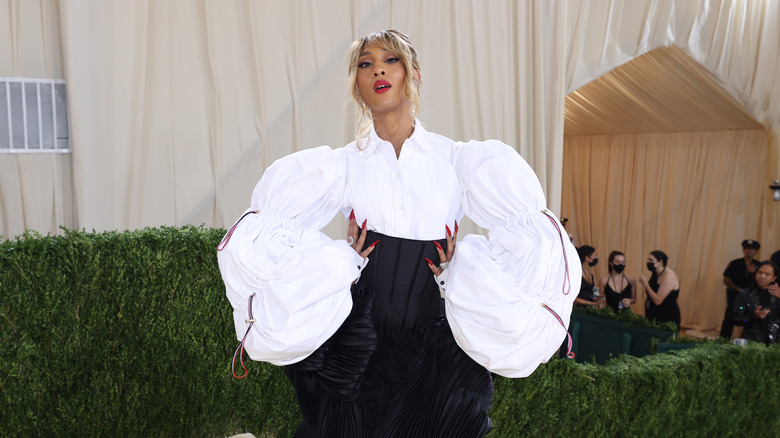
[347,30,421,144]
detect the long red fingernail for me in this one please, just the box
[370,240,380,248]
[424,257,434,265]
[454,220,459,234]
[362,219,367,230]
[350,210,355,220]
[446,225,452,237]
[434,241,443,251]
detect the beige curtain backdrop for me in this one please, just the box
[560,0,779,333]
[0,0,72,236]
[0,0,780,240]
[563,130,768,332]
[49,0,567,239]
[564,0,780,254]
[0,1,778,279]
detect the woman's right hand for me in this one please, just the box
[348,210,379,259]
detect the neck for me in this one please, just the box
[372,111,415,156]
[744,256,753,263]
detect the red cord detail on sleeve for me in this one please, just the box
[218,210,258,251]
[543,303,575,359]
[542,210,571,296]
[232,293,257,378]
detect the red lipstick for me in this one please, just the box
[373,80,391,93]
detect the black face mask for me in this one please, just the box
[589,258,599,267]
[647,262,656,272]
[612,264,625,274]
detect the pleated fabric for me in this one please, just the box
[285,231,493,438]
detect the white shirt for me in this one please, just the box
[341,122,461,240]
[217,125,581,377]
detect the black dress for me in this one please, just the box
[645,272,680,327]
[575,272,595,306]
[285,231,494,437]
[604,274,632,312]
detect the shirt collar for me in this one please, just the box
[361,119,429,155]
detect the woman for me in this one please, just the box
[575,245,601,307]
[639,250,681,328]
[598,251,637,312]
[217,30,579,437]
[733,261,780,344]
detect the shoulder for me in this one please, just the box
[728,258,744,267]
[724,259,740,273]
[664,269,680,285]
[453,138,515,154]
[425,130,455,145]
[340,139,362,155]
[417,129,456,158]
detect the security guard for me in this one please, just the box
[720,239,761,338]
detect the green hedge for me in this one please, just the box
[573,305,680,333]
[1,227,778,437]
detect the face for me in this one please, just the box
[743,247,757,259]
[587,253,598,264]
[355,44,417,116]
[611,255,626,268]
[755,265,777,289]
[647,255,659,270]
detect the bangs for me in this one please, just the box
[360,32,407,57]
[349,30,418,73]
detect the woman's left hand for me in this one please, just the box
[426,221,457,276]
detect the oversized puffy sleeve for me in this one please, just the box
[217,146,365,366]
[445,140,581,378]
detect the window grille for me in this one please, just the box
[0,78,70,153]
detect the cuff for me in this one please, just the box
[434,269,449,298]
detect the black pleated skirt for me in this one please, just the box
[285,231,494,437]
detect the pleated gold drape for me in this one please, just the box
[563,130,769,332]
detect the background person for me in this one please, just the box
[639,250,681,329]
[720,239,761,339]
[575,245,602,307]
[598,250,637,312]
[733,261,780,344]
[770,249,780,270]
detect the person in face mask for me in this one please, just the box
[639,250,681,329]
[598,251,637,312]
[575,245,604,307]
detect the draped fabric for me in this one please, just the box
[561,0,779,333]
[2,0,569,238]
[0,0,72,236]
[0,1,778,332]
[562,130,768,332]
